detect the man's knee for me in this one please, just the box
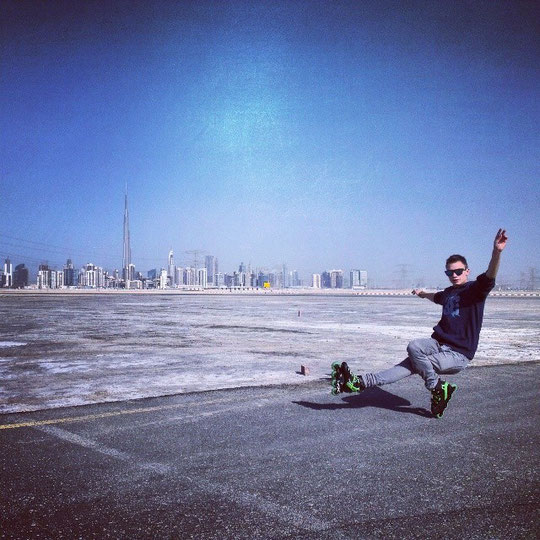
[407,338,439,356]
[406,339,425,357]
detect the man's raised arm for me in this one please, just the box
[486,228,508,280]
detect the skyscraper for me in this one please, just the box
[282,263,288,288]
[64,258,76,287]
[205,255,217,286]
[350,269,361,288]
[168,250,175,286]
[37,264,51,289]
[122,186,131,285]
[360,270,368,288]
[321,271,331,288]
[3,258,13,288]
[197,267,208,288]
[13,264,29,288]
[330,270,344,288]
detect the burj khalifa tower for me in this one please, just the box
[122,186,132,285]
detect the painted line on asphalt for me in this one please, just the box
[0,389,293,431]
[0,395,254,431]
[39,425,171,474]
[0,404,192,430]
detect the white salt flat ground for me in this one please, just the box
[0,295,538,413]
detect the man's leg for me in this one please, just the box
[361,338,468,390]
[362,358,415,388]
[407,338,468,390]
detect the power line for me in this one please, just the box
[0,234,178,266]
[1,234,85,254]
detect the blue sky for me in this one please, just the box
[1,0,538,287]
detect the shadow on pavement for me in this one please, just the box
[293,387,433,418]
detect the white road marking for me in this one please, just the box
[36,424,348,537]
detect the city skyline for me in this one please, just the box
[0,184,537,289]
[3,242,539,290]
[1,1,538,287]
[1,188,538,289]
[2,249,373,290]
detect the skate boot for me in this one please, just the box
[340,362,365,393]
[330,362,342,395]
[331,362,365,394]
[431,380,457,418]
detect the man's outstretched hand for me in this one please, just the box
[494,229,508,252]
[412,289,435,302]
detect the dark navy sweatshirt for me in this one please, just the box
[432,273,495,360]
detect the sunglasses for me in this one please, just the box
[445,268,467,277]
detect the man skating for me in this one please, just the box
[331,229,508,418]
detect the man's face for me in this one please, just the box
[445,261,470,287]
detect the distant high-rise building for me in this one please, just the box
[349,270,368,288]
[197,267,208,288]
[80,263,104,288]
[159,269,168,289]
[257,271,270,288]
[312,273,322,289]
[289,270,299,287]
[168,250,175,286]
[50,270,57,289]
[37,264,51,289]
[350,269,361,288]
[205,255,218,286]
[224,273,234,288]
[13,264,29,288]
[63,258,77,287]
[330,270,344,289]
[3,258,13,288]
[360,270,368,288]
[122,186,132,285]
[248,270,257,287]
[175,266,184,286]
[184,267,196,286]
[321,271,331,288]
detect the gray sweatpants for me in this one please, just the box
[362,338,469,391]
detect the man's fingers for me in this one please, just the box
[495,228,507,242]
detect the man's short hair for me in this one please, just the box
[446,254,468,268]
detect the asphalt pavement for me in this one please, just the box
[1,362,539,539]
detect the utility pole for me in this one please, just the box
[528,267,539,290]
[394,264,412,289]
